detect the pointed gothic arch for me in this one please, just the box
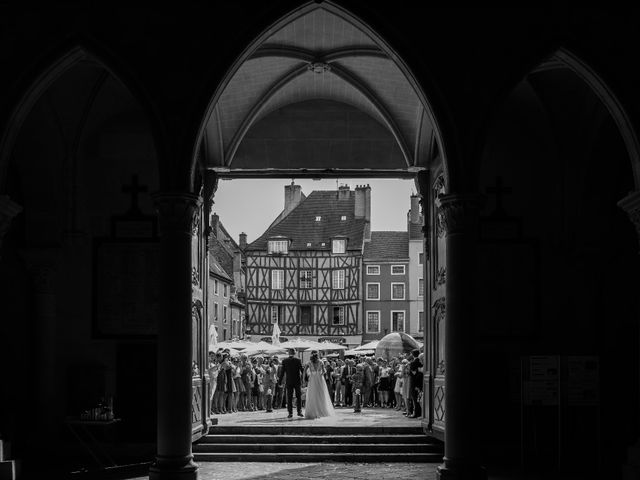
[193,0,455,195]
[0,42,164,191]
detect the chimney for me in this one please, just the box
[355,184,371,241]
[410,195,421,224]
[239,232,247,249]
[338,184,350,201]
[355,184,371,221]
[210,213,219,237]
[284,181,303,215]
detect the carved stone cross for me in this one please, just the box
[122,174,148,214]
[486,176,512,217]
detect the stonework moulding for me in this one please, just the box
[618,190,640,250]
[437,193,483,236]
[152,193,203,234]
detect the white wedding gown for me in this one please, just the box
[304,361,335,419]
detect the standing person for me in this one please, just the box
[333,359,345,407]
[342,359,354,406]
[273,357,284,409]
[409,349,423,418]
[394,360,405,411]
[278,348,304,418]
[304,351,335,419]
[323,358,334,406]
[362,358,374,407]
[208,352,220,415]
[377,359,391,407]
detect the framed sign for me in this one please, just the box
[93,238,160,338]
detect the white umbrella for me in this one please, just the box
[314,341,347,351]
[216,339,252,350]
[280,338,317,351]
[272,322,281,346]
[344,349,375,356]
[243,341,287,356]
[355,340,379,351]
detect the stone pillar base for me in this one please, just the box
[149,455,198,480]
[437,462,487,480]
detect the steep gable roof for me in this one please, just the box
[209,253,232,282]
[364,231,409,260]
[247,190,367,252]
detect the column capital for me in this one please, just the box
[152,192,203,234]
[437,193,482,236]
[618,190,640,249]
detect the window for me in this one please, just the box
[366,265,380,275]
[419,253,424,265]
[315,216,321,221]
[366,311,380,333]
[332,306,345,325]
[270,305,280,324]
[332,238,346,254]
[366,283,380,300]
[391,265,405,275]
[223,284,228,297]
[214,302,219,321]
[306,242,312,247]
[223,305,228,324]
[214,280,218,295]
[268,239,288,254]
[300,270,313,289]
[419,311,424,332]
[340,215,347,221]
[223,328,227,340]
[300,306,313,325]
[332,269,345,289]
[321,242,326,247]
[419,278,424,297]
[272,269,284,290]
[392,311,405,332]
[391,283,405,300]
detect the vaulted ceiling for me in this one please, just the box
[203,3,436,177]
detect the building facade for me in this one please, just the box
[208,254,234,342]
[244,183,371,347]
[362,232,411,341]
[407,195,425,340]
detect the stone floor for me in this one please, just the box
[210,404,422,428]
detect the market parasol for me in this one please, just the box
[355,340,379,351]
[375,332,420,359]
[279,338,318,351]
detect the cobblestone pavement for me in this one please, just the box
[134,462,437,480]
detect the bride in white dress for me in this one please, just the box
[304,351,335,419]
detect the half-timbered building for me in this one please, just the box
[244,183,371,346]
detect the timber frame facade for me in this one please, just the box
[246,251,361,337]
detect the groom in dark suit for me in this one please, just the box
[278,348,304,418]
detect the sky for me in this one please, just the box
[213,178,418,244]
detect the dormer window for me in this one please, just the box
[332,238,346,254]
[268,239,288,254]
[306,242,312,247]
[315,216,321,221]
[341,215,347,221]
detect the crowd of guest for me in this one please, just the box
[207,348,424,418]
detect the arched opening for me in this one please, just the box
[189,0,448,467]
[476,48,640,473]
[0,47,162,476]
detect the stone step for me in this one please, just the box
[199,434,431,444]
[194,442,438,454]
[193,452,442,463]
[206,425,424,435]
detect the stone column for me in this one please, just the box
[618,190,640,480]
[150,192,202,480]
[0,195,22,260]
[436,193,486,480]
